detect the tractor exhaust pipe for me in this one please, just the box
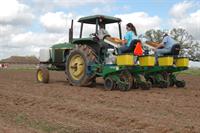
[69,20,73,43]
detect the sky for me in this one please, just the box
[0,0,200,59]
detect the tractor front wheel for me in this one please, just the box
[36,66,49,83]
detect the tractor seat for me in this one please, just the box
[163,44,181,56]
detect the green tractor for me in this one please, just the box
[36,15,188,91]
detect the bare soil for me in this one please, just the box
[0,70,200,133]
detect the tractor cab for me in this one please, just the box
[69,15,122,44]
[68,15,123,64]
[77,15,122,39]
[74,15,143,56]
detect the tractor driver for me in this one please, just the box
[97,20,110,40]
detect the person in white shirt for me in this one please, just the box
[97,23,110,40]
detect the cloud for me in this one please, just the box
[0,11,162,59]
[0,0,36,59]
[0,24,26,59]
[0,0,35,59]
[92,7,112,14]
[0,31,67,59]
[39,12,96,37]
[40,12,74,33]
[0,0,35,26]
[0,0,161,59]
[10,32,65,47]
[115,12,161,35]
[169,1,193,18]
[171,10,200,40]
[0,10,97,59]
[54,0,109,8]
[0,24,24,38]
[31,0,113,13]
[169,1,200,40]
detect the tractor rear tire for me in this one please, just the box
[65,45,97,86]
[36,66,49,83]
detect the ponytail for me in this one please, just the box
[127,23,137,36]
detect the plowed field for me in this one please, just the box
[0,70,200,133]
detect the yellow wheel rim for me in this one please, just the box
[37,70,43,82]
[69,54,85,80]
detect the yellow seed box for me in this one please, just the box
[116,54,134,66]
[158,56,173,66]
[175,57,189,67]
[139,55,155,66]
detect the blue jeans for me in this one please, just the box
[118,45,129,54]
[155,48,171,56]
[155,48,171,63]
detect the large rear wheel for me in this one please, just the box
[65,45,97,86]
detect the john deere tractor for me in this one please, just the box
[36,15,189,91]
